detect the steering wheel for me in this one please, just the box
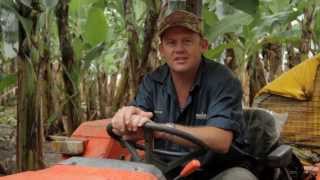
[106,121,210,174]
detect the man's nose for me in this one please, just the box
[174,42,186,52]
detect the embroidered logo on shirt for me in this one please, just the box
[196,113,207,120]
[154,110,163,115]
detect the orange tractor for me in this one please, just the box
[0,109,314,180]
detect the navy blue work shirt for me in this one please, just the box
[131,57,245,152]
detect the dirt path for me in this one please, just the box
[0,124,61,176]
[0,124,16,175]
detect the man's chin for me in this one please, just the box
[170,66,190,74]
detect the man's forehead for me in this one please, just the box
[161,26,201,40]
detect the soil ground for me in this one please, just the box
[0,105,61,176]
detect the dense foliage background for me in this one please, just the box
[0,0,319,172]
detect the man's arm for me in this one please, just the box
[158,76,242,154]
[112,109,233,153]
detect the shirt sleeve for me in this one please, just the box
[129,75,154,112]
[206,77,243,137]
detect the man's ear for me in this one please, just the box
[200,38,209,53]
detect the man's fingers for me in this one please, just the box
[138,116,150,127]
[124,106,137,125]
[111,106,152,137]
[139,111,153,118]
[118,111,126,133]
[129,115,142,131]
[127,115,151,132]
[124,106,152,124]
[130,115,140,131]
[124,106,153,119]
[112,109,126,133]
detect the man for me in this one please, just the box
[111,10,257,180]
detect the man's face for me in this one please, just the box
[160,26,208,73]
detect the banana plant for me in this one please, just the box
[201,0,312,105]
[203,0,303,60]
[0,74,16,93]
[315,10,320,51]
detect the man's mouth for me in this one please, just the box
[174,57,188,63]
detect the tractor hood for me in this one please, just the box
[0,157,165,180]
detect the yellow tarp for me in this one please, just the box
[257,54,320,100]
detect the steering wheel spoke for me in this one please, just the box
[106,125,142,162]
[144,127,154,163]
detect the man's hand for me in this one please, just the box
[122,114,151,140]
[111,106,153,139]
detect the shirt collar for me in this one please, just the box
[149,64,170,84]
[190,59,206,92]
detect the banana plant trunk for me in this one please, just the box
[116,0,161,108]
[16,1,44,171]
[112,62,130,112]
[107,72,117,116]
[123,0,140,100]
[86,78,98,121]
[262,43,282,82]
[138,0,161,82]
[56,0,81,135]
[97,70,108,118]
[224,48,238,71]
[186,0,202,16]
[247,54,266,105]
[299,6,314,60]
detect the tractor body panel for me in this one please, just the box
[70,119,129,159]
[0,157,164,180]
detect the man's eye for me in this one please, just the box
[166,41,175,46]
[183,39,193,45]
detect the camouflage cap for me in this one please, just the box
[158,10,203,37]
